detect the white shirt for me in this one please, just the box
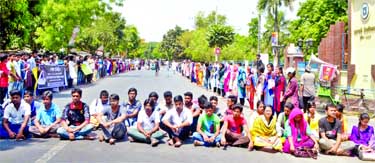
[3,100,31,124]
[157,101,174,114]
[162,107,193,127]
[89,98,109,115]
[137,110,160,131]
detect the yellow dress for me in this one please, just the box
[251,115,283,151]
[304,113,321,138]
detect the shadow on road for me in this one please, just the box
[0,138,48,151]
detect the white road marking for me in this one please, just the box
[35,141,67,163]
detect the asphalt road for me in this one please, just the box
[0,68,367,163]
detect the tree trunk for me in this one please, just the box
[274,5,279,66]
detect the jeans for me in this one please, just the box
[127,127,164,143]
[0,87,7,105]
[190,116,199,133]
[192,132,221,147]
[0,123,29,139]
[99,123,126,140]
[57,124,94,140]
[162,122,190,140]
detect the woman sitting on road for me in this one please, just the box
[251,105,282,152]
[304,101,320,138]
[350,113,375,161]
[283,108,319,156]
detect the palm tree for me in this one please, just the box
[257,0,294,65]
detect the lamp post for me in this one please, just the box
[272,44,285,67]
[297,38,314,65]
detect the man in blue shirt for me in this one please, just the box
[124,88,142,127]
[29,91,61,138]
[23,90,42,125]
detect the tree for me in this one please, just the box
[195,11,226,29]
[257,0,295,65]
[0,0,33,50]
[288,0,348,58]
[206,24,235,49]
[160,26,186,60]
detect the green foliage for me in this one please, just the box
[160,26,186,60]
[206,24,235,48]
[0,0,34,50]
[221,34,255,62]
[288,0,348,56]
[183,29,213,62]
[194,11,227,29]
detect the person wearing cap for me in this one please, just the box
[281,67,299,109]
[300,65,316,113]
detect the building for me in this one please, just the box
[349,0,375,96]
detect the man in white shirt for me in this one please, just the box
[0,90,31,140]
[89,90,109,128]
[162,95,193,147]
[128,99,165,146]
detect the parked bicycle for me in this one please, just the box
[341,88,373,116]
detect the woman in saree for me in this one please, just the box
[223,63,232,96]
[218,63,226,97]
[283,108,319,154]
[274,66,286,115]
[196,63,202,86]
[245,67,256,110]
[251,105,283,152]
[263,63,275,109]
[230,65,238,97]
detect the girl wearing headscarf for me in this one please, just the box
[223,63,231,96]
[237,63,247,105]
[230,64,238,96]
[251,105,282,152]
[283,108,318,154]
[218,63,226,97]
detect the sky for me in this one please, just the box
[117,0,302,42]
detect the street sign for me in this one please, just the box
[215,47,221,55]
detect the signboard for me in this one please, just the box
[38,65,67,89]
[215,47,221,55]
[271,32,278,46]
[319,64,337,82]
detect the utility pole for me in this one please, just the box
[258,13,261,54]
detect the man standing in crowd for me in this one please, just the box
[6,54,20,95]
[162,95,192,147]
[29,91,61,138]
[57,88,94,140]
[124,88,142,127]
[0,90,31,139]
[0,54,9,106]
[300,66,316,113]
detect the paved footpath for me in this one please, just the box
[0,68,368,163]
